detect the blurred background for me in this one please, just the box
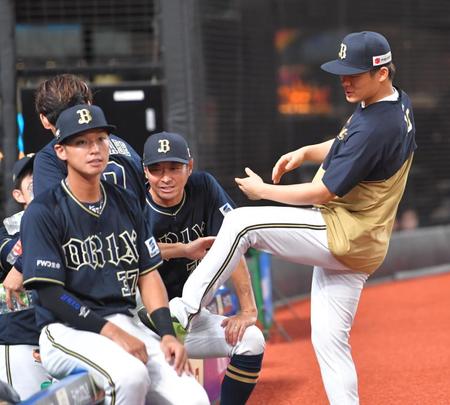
[1,0,449,298]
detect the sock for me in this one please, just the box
[220,353,264,405]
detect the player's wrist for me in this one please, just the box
[150,307,176,338]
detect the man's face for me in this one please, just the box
[339,68,386,106]
[55,129,110,177]
[145,160,192,207]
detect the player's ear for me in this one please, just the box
[12,188,26,205]
[188,159,194,174]
[54,143,67,161]
[40,114,56,132]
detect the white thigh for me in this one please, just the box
[112,314,209,405]
[0,344,48,401]
[39,321,151,405]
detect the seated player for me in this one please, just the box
[21,105,209,405]
[139,132,265,405]
[0,155,49,400]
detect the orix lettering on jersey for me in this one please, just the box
[157,222,206,245]
[63,230,139,271]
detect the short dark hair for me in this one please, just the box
[370,62,396,81]
[35,74,93,125]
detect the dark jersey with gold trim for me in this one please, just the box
[0,226,40,345]
[33,134,147,207]
[322,88,416,197]
[145,172,235,299]
[22,180,162,329]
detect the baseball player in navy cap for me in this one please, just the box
[139,131,265,405]
[21,105,209,404]
[1,154,49,400]
[169,31,417,404]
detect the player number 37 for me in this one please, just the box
[116,269,139,297]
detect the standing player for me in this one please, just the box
[4,73,147,308]
[169,31,416,404]
[0,155,48,400]
[139,132,265,405]
[21,104,209,405]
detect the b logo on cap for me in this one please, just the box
[158,139,170,154]
[338,43,347,60]
[77,109,93,125]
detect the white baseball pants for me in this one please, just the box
[0,344,49,401]
[170,206,369,405]
[39,313,209,405]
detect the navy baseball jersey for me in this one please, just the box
[0,226,40,345]
[33,134,147,207]
[315,88,416,273]
[145,172,235,299]
[22,180,162,329]
[322,88,416,197]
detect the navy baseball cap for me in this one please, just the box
[12,154,35,183]
[55,104,116,143]
[321,31,392,75]
[142,132,192,166]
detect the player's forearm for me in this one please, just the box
[138,270,170,312]
[302,139,334,163]
[158,242,187,260]
[230,257,257,315]
[258,180,335,206]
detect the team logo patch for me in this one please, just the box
[372,51,391,66]
[157,139,171,154]
[36,259,61,269]
[219,203,233,216]
[338,43,347,59]
[145,236,160,258]
[77,108,93,124]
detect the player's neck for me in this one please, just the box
[65,173,102,203]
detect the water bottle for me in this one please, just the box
[0,284,33,314]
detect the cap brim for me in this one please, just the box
[320,60,370,75]
[143,157,190,166]
[13,155,35,182]
[58,125,116,143]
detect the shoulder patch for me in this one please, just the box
[219,203,233,216]
[145,236,160,258]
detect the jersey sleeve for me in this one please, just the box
[0,226,16,279]
[203,173,236,235]
[134,202,162,276]
[21,202,66,288]
[33,147,67,197]
[322,130,381,197]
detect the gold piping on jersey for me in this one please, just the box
[145,191,187,216]
[23,278,65,287]
[140,260,163,276]
[0,238,13,272]
[4,346,12,385]
[45,326,117,405]
[61,180,107,218]
[187,222,327,326]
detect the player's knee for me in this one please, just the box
[160,376,209,405]
[311,322,350,355]
[114,360,150,398]
[233,325,266,355]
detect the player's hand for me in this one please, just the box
[184,237,216,260]
[101,322,148,364]
[160,335,191,376]
[272,148,306,184]
[221,310,258,346]
[3,267,25,310]
[235,168,265,200]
